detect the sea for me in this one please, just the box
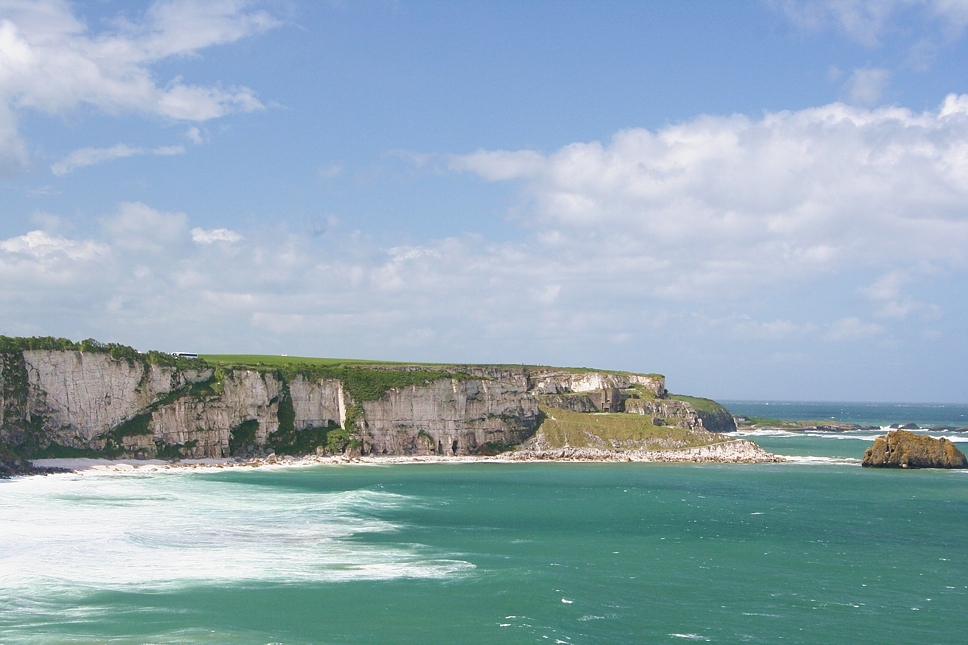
[1,402,967,644]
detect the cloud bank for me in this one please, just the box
[3,97,968,398]
[453,95,968,300]
[0,0,278,176]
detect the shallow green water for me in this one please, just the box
[2,462,966,644]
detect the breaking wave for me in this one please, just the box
[0,470,473,605]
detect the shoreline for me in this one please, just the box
[21,439,781,477]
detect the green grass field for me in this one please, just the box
[199,354,410,367]
[199,354,661,377]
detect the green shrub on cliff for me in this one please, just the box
[229,420,260,455]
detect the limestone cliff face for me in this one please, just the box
[359,378,539,455]
[289,375,346,430]
[444,366,666,397]
[0,346,718,461]
[20,350,210,444]
[625,398,703,428]
[143,371,285,458]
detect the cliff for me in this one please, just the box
[862,430,967,469]
[0,336,742,465]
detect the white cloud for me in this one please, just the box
[824,316,884,340]
[102,202,188,252]
[317,163,343,179]
[51,142,186,175]
[452,95,968,299]
[733,317,818,340]
[0,229,107,262]
[844,67,891,106]
[773,0,968,44]
[51,144,141,176]
[450,150,546,181]
[191,227,242,244]
[863,270,941,319]
[0,0,277,176]
[0,194,961,401]
[153,145,185,156]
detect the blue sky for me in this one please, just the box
[2,0,968,402]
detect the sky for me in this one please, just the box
[2,0,968,403]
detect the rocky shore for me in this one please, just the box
[507,439,780,463]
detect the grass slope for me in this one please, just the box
[534,407,722,451]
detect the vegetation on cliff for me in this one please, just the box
[862,430,967,469]
[530,407,723,452]
[669,394,737,433]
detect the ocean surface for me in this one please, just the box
[2,402,967,644]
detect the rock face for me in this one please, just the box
[0,344,733,461]
[862,430,968,469]
[359,379,539,455]
[625,398,703,429]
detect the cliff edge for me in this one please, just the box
[0,336,753,466]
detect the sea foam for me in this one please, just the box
[0,470,473,606]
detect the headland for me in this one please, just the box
[0,336,776,475]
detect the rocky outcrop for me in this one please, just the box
[862,430,967,469]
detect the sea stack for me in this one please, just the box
[862,430,967,469]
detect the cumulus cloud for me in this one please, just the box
[0,0,277,176]
[452,95,968,300]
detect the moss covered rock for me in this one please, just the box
[862,430,967,469]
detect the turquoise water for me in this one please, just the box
[724,401,968,462]
[2,459,967,644]
[722,401,968,428]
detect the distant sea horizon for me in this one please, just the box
[721,400,968,428]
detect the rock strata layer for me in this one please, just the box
[862,430,967,469]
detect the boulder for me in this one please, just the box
[862,430,967,469]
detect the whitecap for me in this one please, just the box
[669,634,710,641]
[780,456,862,465]
[0,469,474,607]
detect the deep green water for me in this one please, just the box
[2,460,966,644]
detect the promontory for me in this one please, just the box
[0,336,774,472]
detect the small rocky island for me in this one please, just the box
[862,430,967,469]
